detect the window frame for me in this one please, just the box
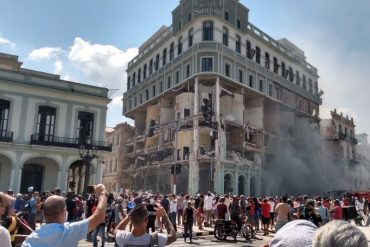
[201,57,213,72]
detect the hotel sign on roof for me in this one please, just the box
[194,0,223,17]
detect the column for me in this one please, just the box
[95,160,103,184]
[247,168,251,197]
[189,77,199,195]
[60,156,68,191]
[13,152,23,193]
[213,76,223,194]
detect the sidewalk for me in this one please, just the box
[175,224,214,238]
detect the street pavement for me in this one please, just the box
[77,225,370,246]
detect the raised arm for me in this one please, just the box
[156,205,177,245]
[87,184,107,233]
[114,215,131,235]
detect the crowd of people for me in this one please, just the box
[0,186,369,247]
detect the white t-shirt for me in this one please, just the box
[268,201,275,212]
[204,194,214,211]
[170,200,177,213]
[0,226,11,247]
[116,230,167,247]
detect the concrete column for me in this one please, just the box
[189,77,199,195]
[13,152,23,193]
[60,156,68,191]
[213,76,223,194]
[95,160,103,184]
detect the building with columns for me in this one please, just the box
[102,123,135,192]
[0,52,111,194]
[121,0,321,196]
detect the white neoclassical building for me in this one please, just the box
[0,52,111,194]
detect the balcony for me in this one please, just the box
[334,133,358,145]
[30,134,112,151]
[0,130,13,143]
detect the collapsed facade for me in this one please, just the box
[121,0,322,196]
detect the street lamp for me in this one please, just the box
[79,137,98,193]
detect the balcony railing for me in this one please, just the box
[30,134,112,151]
[0,130,13,142]
[334,133,358,145]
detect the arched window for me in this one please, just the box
[273,57,279,74]
[188,28,193,47]
[138,68,141,83]
[170,43,174,61]
[202,21,213,41]
[155,54,159,71]
[223,27,228,46]
[162,49,167,66]
[0,99,10,137]
[281,62,286,77]
[302,75,307,90]
[132,72,136,87]
[236,35,241,53]
[143,64,147,79]
[178,36,182,55]
[36,106,56,141]
[308,78,313,93]
[296,71,300,85]
[149,59,153,75]
[265,52,270,69]
[256,46,261,64]
[246,40,252,59]
[127,76,131,90]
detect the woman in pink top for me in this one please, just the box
[330,200,343,220]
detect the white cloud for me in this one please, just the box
[68,37,138,90]
[0,36,14,47]
[111,96,123,107]
[28,47,62,61]
[54,60,63,74]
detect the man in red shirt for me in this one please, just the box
[217,197,227,221]
[260,198,271,236]
[331,199,343,220]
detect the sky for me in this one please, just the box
[0,0,369,135]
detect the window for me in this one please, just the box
[302,75,307,90]
[176,70,180,83]
[188,28,193,47]
[167,76,171,89]
[249,75,254,88]
[289,67,294,82]
[314,81,318,94]
[143,64,147,79]
[246,40,253,59]
[145,89,149,100]
[138,68,141,83]
[77,111,94,144]
[186,64,191,78]
[134,97,137,106]
[259,80,264,92]
[296,71,301,86]
[237,19,241,29]
[149,59,153,75]
[188,13,192,21]
[132,72,136,87]
[256,46,261,64]
[152,85,156,97]
[160,81,163,93]
[223,27,228,46]
[265,52,270,69]
[0,99,10,137]
[36,106,56,141]
[139,93,143,104]
[273,57,279,74]
[236,35,241,53]
[225,63,230,77]
[178,37,182,55]
[308,79,313,93]
[127,76,131,90]
[238,69,243,83]
[155,54,160,71]
[184,109,190,117]
[268,84,273,96]
[163,49,167,66]
[170,43,174,61]
[129,100,132,110]
[202,21,213,41]
[201,57,213,72]
[178,21,182,30]
[225,11,229,21]
[276,85,281,100]
[281,62,286,78]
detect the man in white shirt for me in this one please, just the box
[114,204,176,247]
[169,194,177,232]
[204,192,214,227]
[268,197,275,229]
[22,184,107,247]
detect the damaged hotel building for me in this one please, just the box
[121,0,322,196]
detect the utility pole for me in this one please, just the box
[173,120,179,195]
